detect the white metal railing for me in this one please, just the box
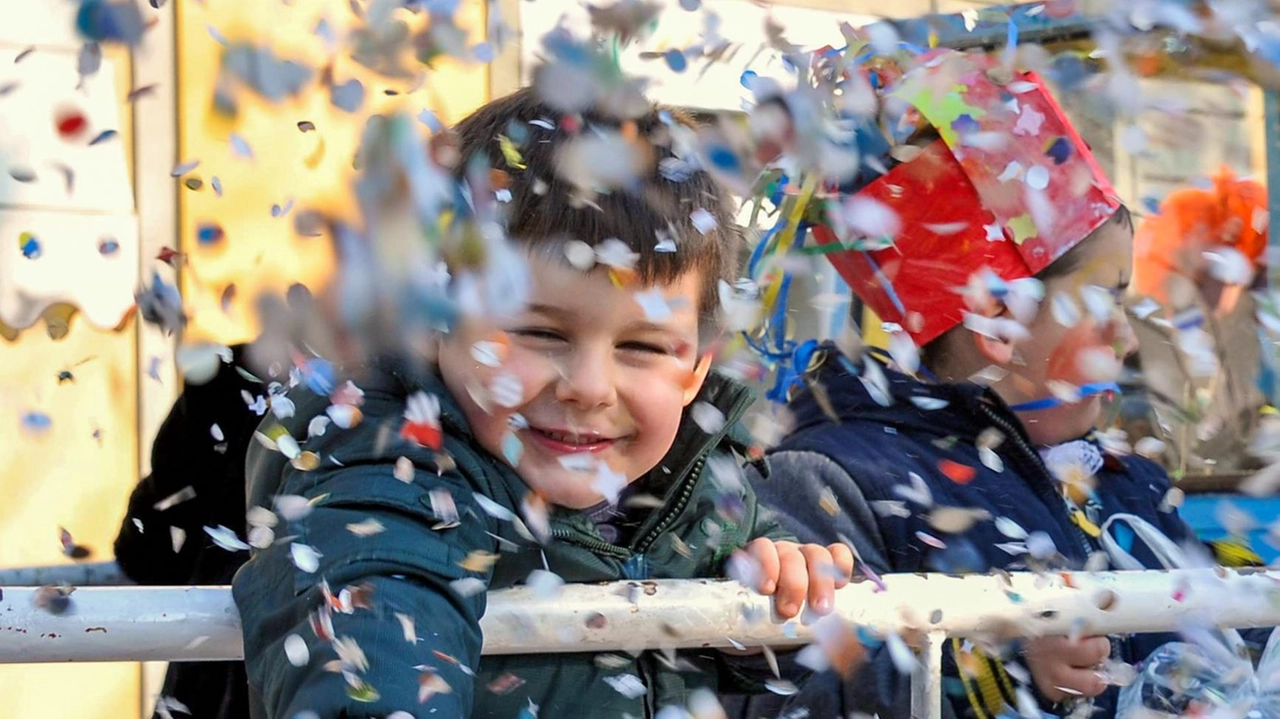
[5,568,1280,719]
[0,561,132,588]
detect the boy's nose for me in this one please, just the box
[555,351,619,409]
[1111,307,1140,359]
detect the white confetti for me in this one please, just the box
[471,341,505,368]
[394,456,415,482]
[290,543,322,573]
[525,569,565,600]
[204,525,249,552]
[490,373,524,408]
[690,208,718,234]
[284,634,310,666]
[995,516,1028,540]
[273,495,313,522]
[473,492,516,521]
[450,577,487,597]
[1024,165,1049,190]
[691,402,726,434]
[307,415,331,438]
[634,288,674,321]
[1050,292,1081,328]
[604,674,647,699]
[395,612,418,643]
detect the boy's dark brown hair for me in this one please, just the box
[449,86,740,340]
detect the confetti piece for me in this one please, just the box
[490,373,524,408]
[204,525,249,551]
[59,527,91,559]
[450,577,486,597]
[459,550,499,572]
[229,133,253,159]
[419,669,453,704]
[88,129,118,145]
[474,492,516,521]
[284,634,309,666]
[938,459,976,484]
[271,198,295,218]
[290,543,322,573]
[604,674,647,699]
[171,159,200,177]
[297,120,316,132]
[154,485,197,512]
[273,495,314,522]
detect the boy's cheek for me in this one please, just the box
[1046,323,1119,386]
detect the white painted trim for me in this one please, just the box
[129,4,181,716]
[132,0,180,480]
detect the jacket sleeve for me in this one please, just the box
[232,437,502,719]
[114,347,261,585]
[729,449,963,719]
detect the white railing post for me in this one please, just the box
[912,630,946,719]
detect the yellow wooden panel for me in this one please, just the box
[0,315,140,718]
[177,0,490,346]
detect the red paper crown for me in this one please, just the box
[815,50,1121,346]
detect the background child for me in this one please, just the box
[232,86,853,719]
[731,49,1269,719]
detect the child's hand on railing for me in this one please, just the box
[1024,634,1112,703]
[732,538,855,620]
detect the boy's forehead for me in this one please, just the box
[523,253,703,313]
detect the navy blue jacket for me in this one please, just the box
[733,349,1226,719]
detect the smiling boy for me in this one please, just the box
[231,87,853,719]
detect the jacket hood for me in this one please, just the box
[786,345,1006,443]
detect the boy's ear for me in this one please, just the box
[682,353,714,406]
[974,332,1016,366]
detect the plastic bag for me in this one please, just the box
[1117,629,1280,719]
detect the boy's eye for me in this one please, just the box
[511,328,565,342]
[619,341,667,355]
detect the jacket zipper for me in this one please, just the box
[547,528,632,559]
[632,455,708,554]
[543,454,709,570]
[975,403,1095,558]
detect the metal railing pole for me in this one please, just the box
[0,561,131,587]
[912,630,946,719]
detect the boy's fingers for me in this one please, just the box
[744,537,780,594]
[800,544,836,615]
[773,542,807,618]
[1065,636,1111,668]
[827,543,855,587]
[1052,666,1108,698]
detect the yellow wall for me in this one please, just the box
[0,46,143,719]
[177,0,489,345]
[0,2,489,717]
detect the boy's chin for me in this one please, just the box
[519,468,618,510]
[1020,399,1102,446]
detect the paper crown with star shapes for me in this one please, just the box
[813,49,1122,346]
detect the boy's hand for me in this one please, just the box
[1024,635,1110,703]
[736,538,855,620]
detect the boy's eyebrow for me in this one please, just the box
[524,303,572,320]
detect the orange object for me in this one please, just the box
[938,459,976,484]
[1133,168,1268,305]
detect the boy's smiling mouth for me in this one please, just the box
[525,426,626,454]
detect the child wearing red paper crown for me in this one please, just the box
[732,49,1273,719]
[1127,170,1270,473]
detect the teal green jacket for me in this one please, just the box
[232,363,792,718]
